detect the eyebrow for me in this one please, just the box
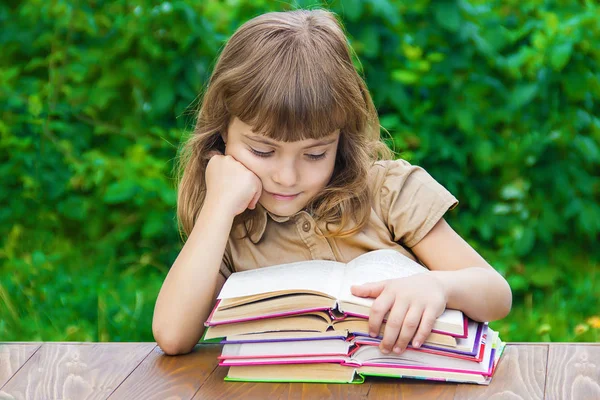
[244,134,338,149]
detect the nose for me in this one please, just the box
[272,159,299,187]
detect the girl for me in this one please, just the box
[152,9,512,356]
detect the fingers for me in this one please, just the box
[248,186,262,210]
[351,281,385,299]
[248,173,263,210]
[368,291,396,340]
[392,306,423,353]
[410,308,437,349]
[379,302,409,353]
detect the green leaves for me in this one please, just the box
[550,42,573,71]
[509,83,538,110]
[434,0,461,32]
[391,69,419,85]
[152,78,176,115]
[104,180,139,204]
[341,0,363,22]
[1,0,599,344]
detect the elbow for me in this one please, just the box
[156,336,195,356]
[152,322,197,356]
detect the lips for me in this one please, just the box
[270,192,298,197]
[267,191,300,200]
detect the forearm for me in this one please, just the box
[432,267,512,322]
[152,200,234,354]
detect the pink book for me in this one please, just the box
[220,329,505,385]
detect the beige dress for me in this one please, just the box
[219,159,458,278]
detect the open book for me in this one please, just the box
[223,329,504,385]
[204,311,475,350]
[206,249,467,337]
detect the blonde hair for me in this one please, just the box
[177,9,392,239]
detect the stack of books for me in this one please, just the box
[202,249,505,385]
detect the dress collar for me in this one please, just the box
[243,203,306,244]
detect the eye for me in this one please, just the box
[249,148,273,158]
[306,152,327,161]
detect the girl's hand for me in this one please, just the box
[350,273,447,354]
[205,152,263,216]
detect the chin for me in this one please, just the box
[262,201,303,217]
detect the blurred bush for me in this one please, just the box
[1,0,598,342]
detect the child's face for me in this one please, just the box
[224,117,340,217]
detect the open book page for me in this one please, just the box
[217,259,345,300]
[337,249,429,307]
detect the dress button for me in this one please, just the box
[302,221,311,232]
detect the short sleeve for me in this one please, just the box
[375,159,458,248]
[219,241,234,279]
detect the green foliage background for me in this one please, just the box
[1,0,599,343]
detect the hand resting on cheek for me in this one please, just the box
[205,152,263,216]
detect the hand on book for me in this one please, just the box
[350,273,448,355]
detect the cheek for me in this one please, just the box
[227,146,267,178]
[325,154,338,178]
[307,160,337,188]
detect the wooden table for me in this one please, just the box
[0,342,598,399]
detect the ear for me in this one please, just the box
[220,131,228,144]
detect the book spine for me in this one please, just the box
[220,358,348,366]
[459,315,469,338]
[205,307,331,326]
[352,332,473,356]
[203,299,222,327]
[221,335,347,344]
[224,376,356,384]
[359,362,494,377]
[352,342,484,362]
[341,311,466,338]
[218,352,349,360]
[357,371,490,385]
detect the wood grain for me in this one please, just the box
[194,365,372,400]
[366,377,456,400]
[454,344,548,400]
[0,343,598,399]
[546,344,600,400]
[0,343,154,400]
[193,364,291,400]
[0,344,41,389]
[108,344,221,400]
[284,379,371,400]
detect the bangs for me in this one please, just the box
[223,31,367,141]
[232,86,347,141]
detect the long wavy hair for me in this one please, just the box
[177,9,392,239]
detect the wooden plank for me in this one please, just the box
[0,343,155,400]
[192,364,291,400]
[366,377,456,400]
[108,344,221,400]
[546,344,600,400]
[0,344,41,389]
[454,344,548,400]
[285,379,371,399]
[1,343,596,399]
